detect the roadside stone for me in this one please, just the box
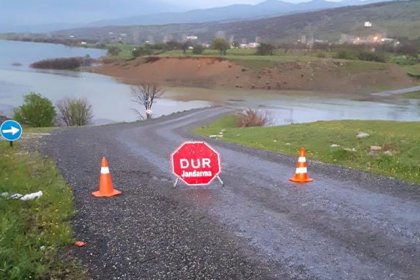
[370,146,382,152]
[331,144,340,148]
[368,146,382,156]
[357,132,370,139]
[344,148,357,152]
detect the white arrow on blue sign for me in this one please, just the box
[0,120,23,141]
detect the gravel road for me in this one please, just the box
[41,107,420,280]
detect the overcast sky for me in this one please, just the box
[173,0,340,8]
[182,0,276,8]
[0,0,350,26]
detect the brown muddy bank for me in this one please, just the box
[92,56,418,94]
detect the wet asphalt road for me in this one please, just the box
[42,107,420,280]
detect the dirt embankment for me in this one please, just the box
[92,56,418,93]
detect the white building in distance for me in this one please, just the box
[364,21,373,27]
[186,35,198,40]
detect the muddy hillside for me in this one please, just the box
[93,57,417,93]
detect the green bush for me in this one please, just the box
[192,45,205,55]
[391,55,418,65]
[107,46,121,56]
[334,49,357,60]
[256,43,275,56]
[357,51,386,63]
[14,93,56,127]
[211,38,230,56]
[30,57,93,70]
[132,46,153,58]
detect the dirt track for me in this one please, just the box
[42,107,420,279]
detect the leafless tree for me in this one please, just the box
[131,83,164,120]
[56,97,93,126]
[236,108,269,127]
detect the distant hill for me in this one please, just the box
[51,1,420,44]
[88,0,382,27]
[0,0,186,32]
[0,0,385,33]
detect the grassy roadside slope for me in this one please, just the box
[403,91,420,99]
[0,139,86,279]
[195,116,420,185]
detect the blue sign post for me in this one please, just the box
[1,120,23,146]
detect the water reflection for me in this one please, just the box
[33,69,83,78]
[214,91,420,125]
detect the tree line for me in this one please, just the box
[107,38,418,64]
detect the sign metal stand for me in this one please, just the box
[173,175,224,188]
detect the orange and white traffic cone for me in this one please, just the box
[289,147,313,183]
[92,157,122,197]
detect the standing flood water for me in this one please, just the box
[0,40,419,125]
[167,88,420,125]
[0,40,209,124]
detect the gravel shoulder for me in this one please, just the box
[41,107,420,280]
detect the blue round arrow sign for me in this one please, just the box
[0,120,23,141]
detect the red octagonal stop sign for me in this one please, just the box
[171,141,221,186]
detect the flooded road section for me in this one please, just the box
[166,87,420,125]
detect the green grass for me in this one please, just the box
[0,140,86,279]
[158,48,406,74]
[117,44,414,75]
[103,43,137,60]
[160,48,255,57]
[23,126,55,133]
[343,60,388,72]
[363,84,396,94]
[108,44,417,86]
[195,116,420,184]
[404,64,420,78]
[160,49,326,70]
[402,90,420,99]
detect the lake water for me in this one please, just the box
[0,40,209,124]
[0,40,419,125]
[167,88,420,125]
